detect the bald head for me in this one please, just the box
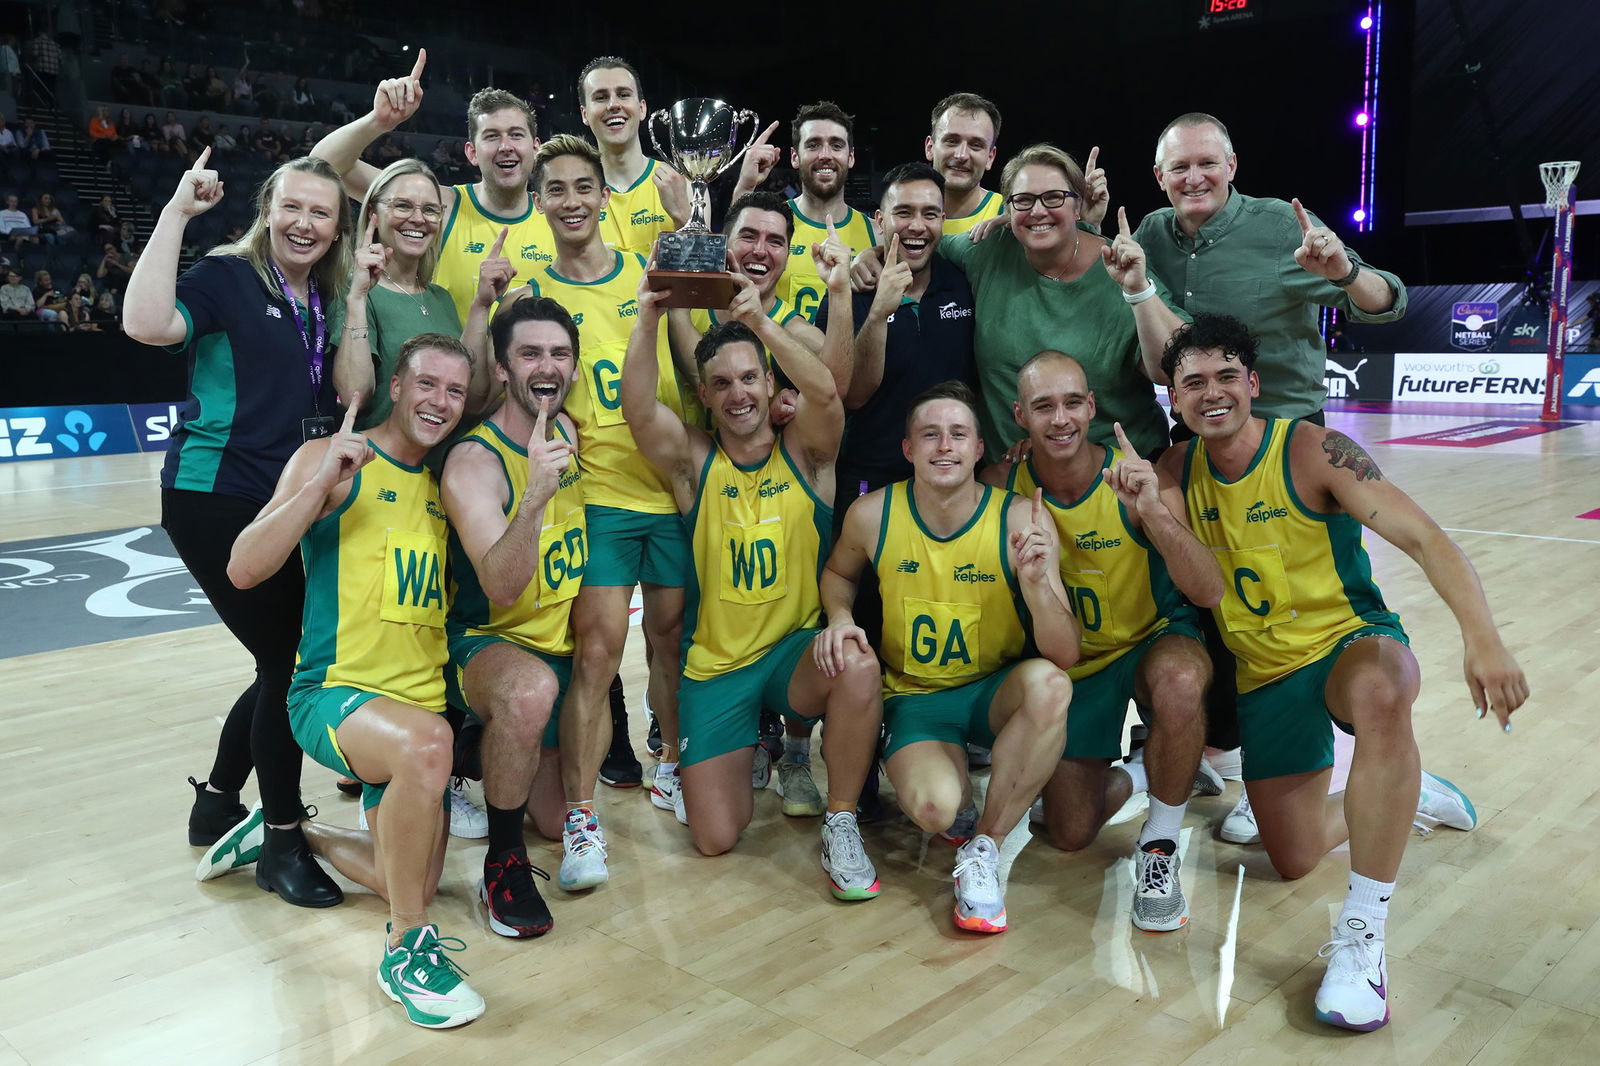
[1017,350,1088,401]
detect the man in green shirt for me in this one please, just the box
[1133,112,1407,423]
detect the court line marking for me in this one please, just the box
[0,477,155,495]
[1442,527,1600,545]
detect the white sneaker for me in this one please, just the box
[1193,759,1225,797]
[752,744,772,790]
[1415,771,1477,832]
[1131,840,1189,931]
[939,803,979,846]
[776,756,825,817]
[952,834,1006,933]
[1028,796,1045,825]
[650,768,681,814]
[1314,916,1390,1031]
[1219,789,1261,844]
[558,807,608,891]
[820,811,880,900]
[448,778,488,839]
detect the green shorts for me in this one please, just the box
[288,684,439,811]
[882,663,1018,760]
[583,504,691,588]
[1065,619,1204,760]
[678,627,821,767]
[446,632,570,749]
[1236,624,1409,781]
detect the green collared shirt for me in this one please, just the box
[1134,189,1407,418]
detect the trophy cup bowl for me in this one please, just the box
[646,98,758,308]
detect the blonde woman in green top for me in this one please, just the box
[335,158,512,428]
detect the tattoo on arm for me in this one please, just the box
[1321,431,1383,482]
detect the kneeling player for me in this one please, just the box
[822,381,1079,932]
[621,267,883,899]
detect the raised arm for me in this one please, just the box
[124,146,223,346]
[816,492,879,677]
[311,49,429,203]
[847,234,908,410]
[460,226,513,416]
[726,120,780,207]
[1290,198,1402,317]
[1101,206,1183,384]
[620,279,699,502]
[733,273,843,477]
[228,400,370,588]
[439,405,571,605]
[1110,422,1223,607]
[333,216,386,405]
[1295,425,1529,725]
[1008,490,1080,670]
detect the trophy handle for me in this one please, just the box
[713,110,761,179]
[646,108,672,162]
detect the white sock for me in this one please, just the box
[1340,872,1394,940]
[657,761,677,778]
[1138,797,1186,848]
[783,736,810,761]
[1116,760,1149,795]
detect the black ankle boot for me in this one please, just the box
[188,776,248,846]
[599,677,643,788]
[256,824,344,908]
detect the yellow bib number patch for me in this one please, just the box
[902,597,981,681]
[383,528,447,627]
[539,509,586,607]
[1216,545,1294,632]
[585,341,629,428]
[722,518,786,605]
[1063,569,1113,635]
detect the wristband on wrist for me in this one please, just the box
[1330,261,1362,287]
[1122,280,1157,305]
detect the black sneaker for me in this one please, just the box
[479,849,553,938]
[187,776,248,846]
[758,709,785,767]
[335,776,363,797]
[599,734,643,788]
[856,761,886,824]
[646,712,662,759]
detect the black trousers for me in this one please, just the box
[162,487,305,824]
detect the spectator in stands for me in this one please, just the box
[1,194,39,250]
[233,59,255,115]
[254,75,282,121]
[18,117,50,160]
[137,112,161,150]
[112,53,145,105]
[162,110,187,144]
[137,59,162,104]
[293,127,318,158]
[117,107,136,137]
[98,240,135,291]
[32,269,66,322]
[329,94,354,126]
[158,59,184,107]
[91,289,120,327]
[253,124,281,163]
[25,29,61,104]
[31,194,72,242]
[429,137,452,175]
[73,271,97,304]
[192,115,216,151]
[204,66,231,111]
[0,114,16,156]
[91,195,121,245]
[0,35,19,97]
[373,134,401,166]
[89,105,120,161]
[119,221,138,253]
[64,289,96,331]
[184,63,208,109]
[214,123,238,156]
[292,78,317,122]
[0,268,34,319]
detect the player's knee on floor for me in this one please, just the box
[899,780,965,835]
[690,816,744,857]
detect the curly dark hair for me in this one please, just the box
[1160,313,1260,380]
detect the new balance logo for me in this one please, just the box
[896,559,920,573]
[377,488,398,502]
[720,484,739,499]
[1568,368,1600,398]
[1199,506,1220,522]
[265,305,282,319]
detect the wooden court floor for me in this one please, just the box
[3,407,1599,1065]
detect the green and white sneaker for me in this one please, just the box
[821,810,881,901]
[376,923,485,1029]
[195,803,264,882]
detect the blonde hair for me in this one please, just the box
[357,158,443,286]
[999,143,1088,204]
[209,156,353,300]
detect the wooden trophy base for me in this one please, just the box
[646,269,740,309]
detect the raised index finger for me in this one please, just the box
[1112,420,1139,459]
[1291,197,1313,234]
[409,47,427,81]
[534,395,550,429]
[342,394,361,433]
[1086,145,1100,173]
[1117,205,1131,237]
[1032,487,1045,526]
[755,120,778,146]
[488,225,508,258]
[885,232,900,266]
[191,145,212,171]
[365,215,378,246]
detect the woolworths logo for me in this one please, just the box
[1073,529,1122,551]
[1245,499,1289,523]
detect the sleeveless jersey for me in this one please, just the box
[447,418,586,657]
[1010,449,1184,680]
[293,443,450,710]
[872,481,1027,697]
[517,251,692,513]
[779,199,875,324]
[684,296,805,428]
[435,185,556,325]
[1182,418,1400,692]
[942,189,1004,237]
[682,435,831,679]
[599,157,674,257]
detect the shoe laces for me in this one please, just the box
[565,815,608,858]
[1317,932,1380,978]
[1232,791,1252,819]
[1138,848,1178,894]
[825,814,865,865]
[490,851,551,900]
[398,926,472,986]
[953,838,999,891]
[448,782,481,816]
